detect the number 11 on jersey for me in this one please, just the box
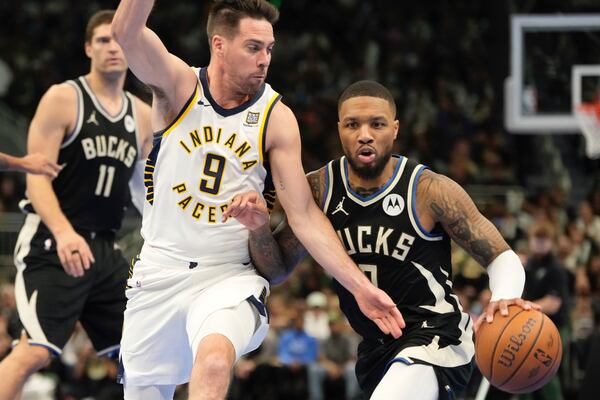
[95,164,115,197]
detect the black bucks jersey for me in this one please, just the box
[24,77,139,231]
[322,156,474,375]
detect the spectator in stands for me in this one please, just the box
[308,316,360,400]
[523,220,570,400]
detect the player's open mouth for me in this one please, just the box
[357,147,376,163]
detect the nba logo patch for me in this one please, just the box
[382,194,405,216]
[246,111,260,125]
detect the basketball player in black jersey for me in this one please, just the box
[0,10,152,400]
[0,152,62,177]
[241,80,541,399]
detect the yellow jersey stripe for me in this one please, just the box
[163,85,200,138]
[258,92,282,164]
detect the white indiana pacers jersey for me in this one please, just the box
[141,67,281,265]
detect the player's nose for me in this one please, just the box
[258,49,270,67]
[357,124,374,143]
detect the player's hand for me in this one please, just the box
[19,153,63,178]
[354,284,405,338]
[54,229,95,277]
[474,298,541,333]
[222,191,269,231]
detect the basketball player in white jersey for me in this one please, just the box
[0,152,62,177]
[112,1,404,399]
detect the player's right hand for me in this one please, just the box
[222,190,270,230]
[55,229,95,277]
[20,153,63,178]
[355,284,405,338]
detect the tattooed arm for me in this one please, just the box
[415,169,509,266]
[249,168,326,284]
[416,169,539,327]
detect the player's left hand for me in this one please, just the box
[474,297,541,333]
[222,191,269,230]
[20,153,63,178]
[354,284,405,338]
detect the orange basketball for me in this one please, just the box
[475,305,562,393]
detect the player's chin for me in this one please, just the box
[103,64,127,73]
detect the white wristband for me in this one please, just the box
[487,250,525,301]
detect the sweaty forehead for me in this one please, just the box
[236,17,274,42]
[339,96,394,120]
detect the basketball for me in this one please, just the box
[475,305,562,394]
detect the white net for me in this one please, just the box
[574,103,600,159]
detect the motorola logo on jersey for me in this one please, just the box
[124,115,136,133]
[382,194,405,216]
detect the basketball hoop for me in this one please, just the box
[574,102,600,159]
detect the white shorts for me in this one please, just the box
[119,247,270,386]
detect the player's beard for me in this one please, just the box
[346,150,392,180]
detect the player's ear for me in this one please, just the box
[394,119,399,140]
[212,35,225,57]
[84,41,93,59]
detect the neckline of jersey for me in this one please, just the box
[342,155,405,203]
[198,67,266,117]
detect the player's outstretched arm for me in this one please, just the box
[0,152,62,177]
[26,84,95,277]
[416,170,539,329]
[265,102,404,337]
[112,0,196,107]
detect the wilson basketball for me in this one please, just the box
[475,305,562,393]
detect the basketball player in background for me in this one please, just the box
[0,10,152,400]
[0,151,62,177]
[245,80,541,399]
[112,0,403,398]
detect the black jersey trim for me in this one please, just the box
[409,165,444,240]
[259,93,282,165]
[126,92,141,156]
[198,67,266,117]
[79,77,128,122]
[144,135,163,205]
[61,81,84,149]
[342,155,407,206]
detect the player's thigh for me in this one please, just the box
[15,237,92,352]
[123,383,176,400]
[370,362,438,400]
[120,261,193,385]
[190,300,261,363]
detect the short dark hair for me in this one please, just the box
[207,0,279,43]
[338,80,396,117]
[85,10,115,43]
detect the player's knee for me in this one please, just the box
[10,344,51,376]
[200,350,234,381]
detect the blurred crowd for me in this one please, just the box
[1,0,600,399]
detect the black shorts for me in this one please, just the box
[356,335,474,399]
[13,214,128,356]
